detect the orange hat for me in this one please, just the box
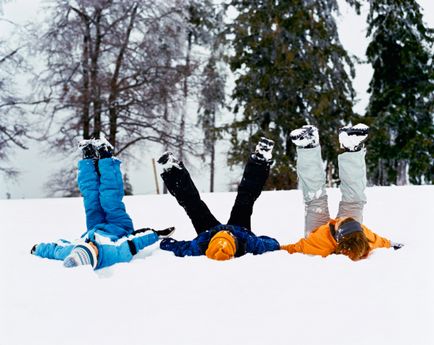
[205,231,237,261]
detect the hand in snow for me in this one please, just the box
[160,238,177,249]
[390,242,404,250]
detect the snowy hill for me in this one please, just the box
[1,185,433,345]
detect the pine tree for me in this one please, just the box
[366,0,434,185]
[226,0,359,189]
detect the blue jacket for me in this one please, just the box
[160,224,280,258]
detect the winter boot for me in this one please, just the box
[78,139,98,160]
[93,135,114,159]
[290,125,319,148]
[252,137,274,163]
[154,227,176,238]
[63,242,97,269]
[157,152,181,172]
[339,123,369,152]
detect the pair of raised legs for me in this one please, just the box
[291,124,369,237]
[32,138,172,269]
[158,138,275,234]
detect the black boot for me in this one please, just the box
[78,139,98,160]
[94,136,114,158]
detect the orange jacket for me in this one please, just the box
[281,219,391,257]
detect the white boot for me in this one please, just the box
[157,152,181,172]
[339,123,369,152]
[290,125,319,148]
[252,137,274,162]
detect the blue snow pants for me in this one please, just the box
[33,158,157,269]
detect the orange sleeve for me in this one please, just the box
[362,225,391,250]
[282,225,337,257]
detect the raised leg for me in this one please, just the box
[227,157,271,230]
[98,158,134,235]
[296,146,330,236]
[78,159,106,231]
[336,149,367,223]
[161,163,220,234]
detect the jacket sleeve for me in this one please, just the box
[160,238,204,257]
[95,230,160,269]
[281,226,336,257]
[246,235,280,255]
[34,239,75,261]
[362,226,391,250]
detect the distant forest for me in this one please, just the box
[1,0,432,196]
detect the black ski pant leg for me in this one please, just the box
[227,157,270,231]
[161,163,220,235]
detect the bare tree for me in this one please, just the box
[194,1,227,192]
[44,166,80,197]
[0,7,28,177]
[32,0,192,155]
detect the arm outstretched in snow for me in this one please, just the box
[32,230,161,269]
[281,226,337,257]
[159,237,204,257]
[93,230,159,269]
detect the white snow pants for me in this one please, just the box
[296,146,367,237]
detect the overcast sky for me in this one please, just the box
[1,0,433,199]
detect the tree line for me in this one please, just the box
[0,0,432,196]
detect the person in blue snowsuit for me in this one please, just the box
[31,138,174,270]
[157,137,280,261]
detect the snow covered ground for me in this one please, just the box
[1,185,433,345]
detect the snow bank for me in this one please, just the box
[1,186,433,345]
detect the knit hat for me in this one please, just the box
[336,220,363,242]
[205,231,237,261]
[63,242,98,269]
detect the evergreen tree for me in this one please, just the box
[366,0,434,185]
[226,0,358,189]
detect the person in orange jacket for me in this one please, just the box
[280,124,403,261]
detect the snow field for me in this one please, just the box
[0,186,433,345]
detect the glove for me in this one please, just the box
[390,241,404,250]
[154,227,176,238]
[160,237,176,247]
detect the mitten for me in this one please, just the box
[390,241,404,250]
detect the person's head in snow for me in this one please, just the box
[31,136,175,269]
[205,231,237,260]
[334,217,370,261]
[158,137,281,261]
[281,124,403,261]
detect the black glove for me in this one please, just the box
[390,241,404,250]
[154,227,176,238]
